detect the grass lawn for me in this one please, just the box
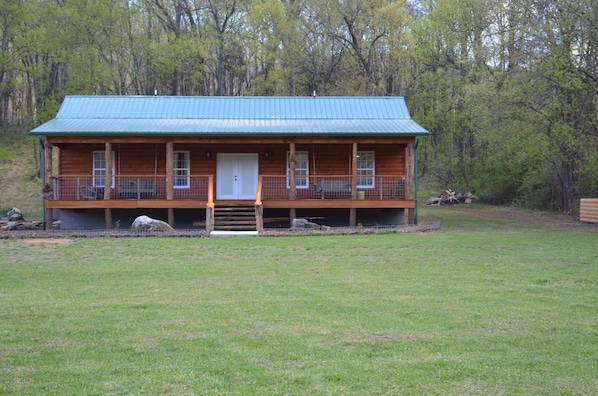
[1,205,597,395]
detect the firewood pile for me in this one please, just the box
[426,189,478,205]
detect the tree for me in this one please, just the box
[522,0,598,211]
[1,0,596,215]
[312,0,410,94]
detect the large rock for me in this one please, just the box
[7,208,24,221]
[131,215,174,232]
[5,221,38,231]
[291,218,330,231]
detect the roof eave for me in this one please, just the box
[30,131,430,137]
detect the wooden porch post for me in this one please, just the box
[166,142,175,227]
[349,142,358,227]
[104,142,112,230]
[406,142,415,224]
[44,141,53,230]
[289,142,297,223]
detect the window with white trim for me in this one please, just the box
[287,151,309,189]
[357,151,375,188]
[174,151,190,188]
[93,151,115,188]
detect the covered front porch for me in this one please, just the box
[42,136,418,230]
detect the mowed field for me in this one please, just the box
[1,205,597,395]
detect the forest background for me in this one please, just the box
[1,0,597,215]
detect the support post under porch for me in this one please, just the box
[104,208,112,230]
[406,142,415,225]
[289,142,297,225]
[166,142,175,227]
[349,142,358,227]
[104,142,112,230]
[44,141,53,230]
[168,208,175,227]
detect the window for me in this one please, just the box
[287,151,309,189]
[93,151,114,188]
[357,151,375,188]
[174,151,190,188]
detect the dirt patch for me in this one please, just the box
[14,238,73,246]
[457,206,571,225]
[422,204,595,229]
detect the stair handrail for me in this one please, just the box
[255,175,264,231]
[206,175,214,232]
[255,175,263,207]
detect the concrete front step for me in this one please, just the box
[210,230,259,238]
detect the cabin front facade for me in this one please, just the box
[30,96,429,231]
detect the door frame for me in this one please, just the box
[216,153,259,200]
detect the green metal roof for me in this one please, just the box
[30,96,429,137]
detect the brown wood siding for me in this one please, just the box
[56,142,408,177]
[368,144,406,175]
[118,144,165,175]
[257,143,406,176]
[307,144,353,175]
[58,143,210,176]
[182,144,213,175]
[255,144,284,174]
[59,144,102,175]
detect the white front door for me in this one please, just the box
[216,154,259,200]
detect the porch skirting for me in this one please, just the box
[52,206,411,230]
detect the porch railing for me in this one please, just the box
[260,175,406,200]
[49,174,406,201]
[50,175,210,200]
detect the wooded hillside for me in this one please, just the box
[1,0,597,213]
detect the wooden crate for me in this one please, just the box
[580,198,598,223]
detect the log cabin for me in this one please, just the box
[30,96,429,231]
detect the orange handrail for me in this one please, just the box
[207,175,214,209]
[255,175,263,207]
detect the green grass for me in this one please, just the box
[1,207,597,395]
[0,129,42,218]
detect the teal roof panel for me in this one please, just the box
[31,96,429,136]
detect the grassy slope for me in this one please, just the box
[0,130,42,218]
[0,207,597,395]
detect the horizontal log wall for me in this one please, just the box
[362,144,406,175]
[56,142,408,177]
[59,143,102,175]
[58,143,214,175]
[308,144,351,175]
[580,198,598,223]
[119,144,165,174]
